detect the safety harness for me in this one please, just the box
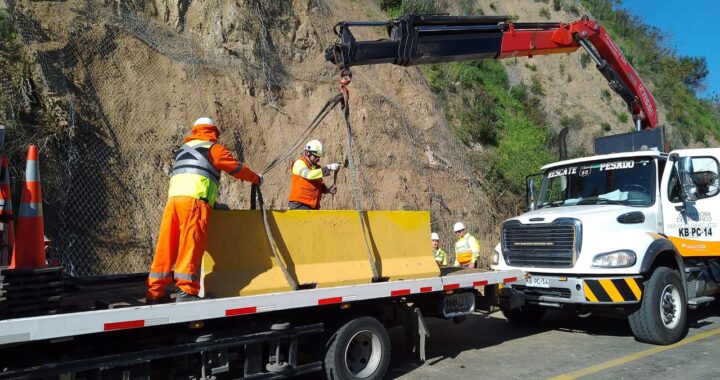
[172,141,220,183]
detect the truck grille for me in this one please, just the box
[502,219,580,268]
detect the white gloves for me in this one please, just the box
[326,162,342,171]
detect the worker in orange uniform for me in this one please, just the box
[147,117,261,303]
[288,139,341,210]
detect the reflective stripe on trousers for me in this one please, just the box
[147,196,211,300]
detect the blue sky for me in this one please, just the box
[621,0,720,98]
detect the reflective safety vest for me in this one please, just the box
[288,156,325,209]
[434,248,448,266]
[454,233,480,266]
[168,140,221,206]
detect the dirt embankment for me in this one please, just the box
[8,0,507,273]
[6,0,677,274]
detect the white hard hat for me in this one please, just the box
[304,139,325,157]
[193,117,216,127]
[431,232,440,240]
[453,222,466,232]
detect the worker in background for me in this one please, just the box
[288,139,341,210]
[431,232,448,266]
[147,117,262,304]
[453,222,480,268]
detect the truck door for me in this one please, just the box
[661,150,720,257]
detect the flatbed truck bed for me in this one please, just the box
[0,268,522,379]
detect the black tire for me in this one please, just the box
[628,267,688,345]
[323,317,391,380]
[501,304,546,325]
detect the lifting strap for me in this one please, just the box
[251,184,299,290]
[261,93,344,175]
[250,86,381,290]
[338,90,380,281]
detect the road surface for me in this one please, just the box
[386,303,720,379]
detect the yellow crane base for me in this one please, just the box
[200,210,439,297]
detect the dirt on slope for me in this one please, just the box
[6,0,684,275]
[7,0,508,274]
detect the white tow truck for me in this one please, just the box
[494,130,720,345]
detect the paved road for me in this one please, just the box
[385,303,720,379]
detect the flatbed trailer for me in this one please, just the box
[0,268,522,380]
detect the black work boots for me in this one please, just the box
[176,291,202,303]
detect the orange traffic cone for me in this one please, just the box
[10,145,45,269]
[0,155,14,266]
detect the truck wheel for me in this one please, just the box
[628,267,688,345]
[324,317,391,380]
[502,305,545,325]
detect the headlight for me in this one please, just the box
[492,243,502,265]
[592,250,636,268]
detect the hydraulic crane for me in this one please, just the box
[325,14,657,131]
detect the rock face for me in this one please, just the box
[8,0,506,275]
[8,0,678,275]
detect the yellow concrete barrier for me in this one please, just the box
[200,210,439,297]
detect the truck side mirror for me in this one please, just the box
[678,156,698,203]
[527,177,535,211]
[525,172,542,211]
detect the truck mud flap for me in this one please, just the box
[583,277,643,303]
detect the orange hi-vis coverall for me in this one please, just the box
[147,123,260,301]
[288,155,331,209]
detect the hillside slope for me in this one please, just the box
[5,0,505,274]
[1,0,712,275]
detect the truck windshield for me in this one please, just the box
[537,158,655,208]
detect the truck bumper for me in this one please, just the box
[499,275,644,306]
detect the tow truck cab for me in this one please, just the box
[493,130,720,345]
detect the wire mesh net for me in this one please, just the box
[2,0,508,276]
[3,0,286,276]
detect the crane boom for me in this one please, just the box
[325,14,657,130]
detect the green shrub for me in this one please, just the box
[422,60,556,192]
[617,112,629,123]
[579,52,591,69]
[377,0,401,10]
[560,114,584,129]
[539,7,551,20]
[457,90,499,145]
[566,74,573,82]
[401,0,441,14]
[600,89,611,102]
[566,4,580,15]
[601,122,612,131]
[530,77,544,96]
[559,63,565,75]
[458,0,474,15]
[524,62,537,71]
[489,3,497,11]
[552,0,563,11]
[377,0,440,16]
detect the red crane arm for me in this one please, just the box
[499,20,657,130]
[325,15,658,130]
